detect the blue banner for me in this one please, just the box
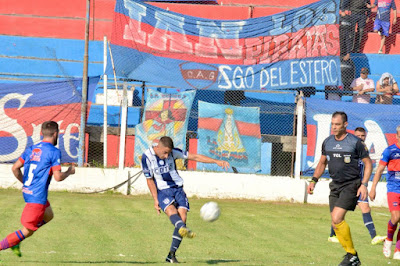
[0,77,100,163]
[134,89,196,165]
[110,0,341,91]
[305,98,400,174]
[197,101,261,172]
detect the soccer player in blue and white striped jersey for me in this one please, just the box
[141,136,229,263]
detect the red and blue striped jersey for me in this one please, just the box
[19,141,61,205]
[379,143,400,193]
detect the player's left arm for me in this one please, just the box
[187,153,230,170]
[361,156,372,185]
[52,150,75,182]
[53,164,75,182]
[11,158,24,184]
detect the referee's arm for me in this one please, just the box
[360,156,372,185]
[358,156,372,201]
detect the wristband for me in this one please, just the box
[310,177,319,184]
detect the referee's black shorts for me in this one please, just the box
[329,179,361,212]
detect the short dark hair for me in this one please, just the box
[41,121,59,137]
[159,136,174,149]
[332,111,347,123]
[354,127,366,133]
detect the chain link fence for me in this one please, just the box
[84,0,400,178]
[86,81,298,176]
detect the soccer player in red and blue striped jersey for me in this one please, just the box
[0,121,75,257]
[370,125,400,260]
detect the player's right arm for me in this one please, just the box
[146,178,161,214]
[141,153,161,214]
[11,158,24,184]
[370,149,389,200]
[307,155,328,194]
[369,163,386,201]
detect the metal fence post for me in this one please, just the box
[118,82,128,170]
[294,91,304,180]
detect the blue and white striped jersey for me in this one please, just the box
[141,147,188,190]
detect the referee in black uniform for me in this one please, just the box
[307,111,372,266]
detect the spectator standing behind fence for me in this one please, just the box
[375,72,399,104]
[339,0,353,60]
[349,0,372,53]
[351,67,375,103]
[368,0,397,54]
[325,58,355,101]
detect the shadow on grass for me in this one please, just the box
[40,261,159,264]
[206,259,241,264]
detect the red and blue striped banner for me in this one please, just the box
[0,77,99,163]
[110,0,340,90]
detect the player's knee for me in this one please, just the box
[46,211,54,222]
[359,203,371,213]
[21,227,34,238]
[331,214,344,225]
[391,212,400,224]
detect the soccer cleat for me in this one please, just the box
[11,244,22,257]
[339,252,361,266]
[371,235,386,245]
[383,239,392,258]
[328,236,340,243]
[394,249,400,260]
[166,251,179,263]
[178,227,196,239]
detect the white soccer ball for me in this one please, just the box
[200,201,220,222]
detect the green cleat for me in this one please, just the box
[371,235,386,245]
[178,227,196,239]
[11,244,22,257]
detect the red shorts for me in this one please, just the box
[21,201,50,231]
[387,192,400,212]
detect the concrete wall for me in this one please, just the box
[0,164,389,208]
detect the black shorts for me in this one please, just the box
[329,179,361,212]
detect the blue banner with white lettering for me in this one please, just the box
[109,0,341,91]
[305,98,400,175]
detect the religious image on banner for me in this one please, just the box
[197,101,261,172]
[134,89,196,165]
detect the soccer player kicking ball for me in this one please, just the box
[307,112,372,266]
[0,121,75,257]
[141,136,229,263]
[369,125,400,260]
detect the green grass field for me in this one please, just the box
[0,188,394,265]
